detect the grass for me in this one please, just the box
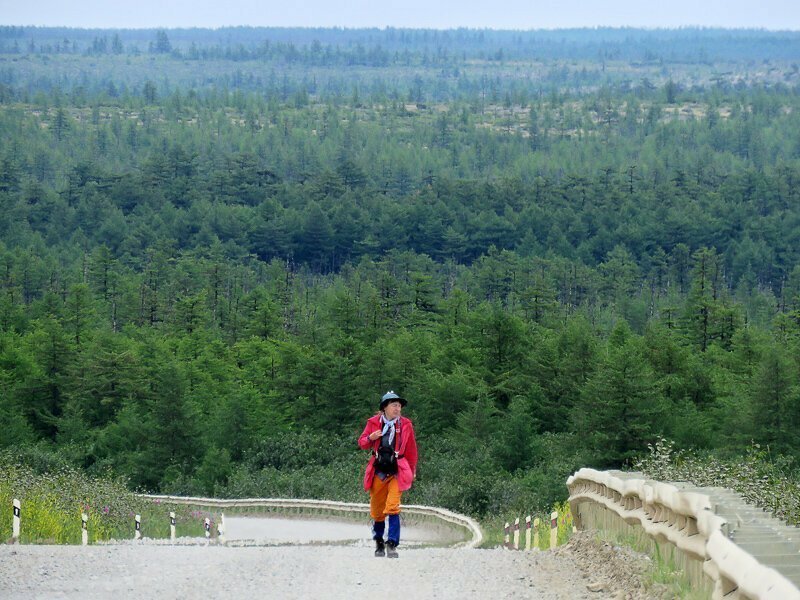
[479,500,574,549]
[0,455,208,544]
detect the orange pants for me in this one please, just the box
[369,475,402,521]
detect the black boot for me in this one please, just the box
[386,540,398,558]
[374,538,385,557]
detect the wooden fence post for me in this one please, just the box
[550,511,558,549]
[525,516,531,551]
[13,499,21,542]
[81,513,88,546]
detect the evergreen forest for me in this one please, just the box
[2,26,800,517]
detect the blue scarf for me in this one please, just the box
[380,415,399,446]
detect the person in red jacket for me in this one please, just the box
[358,390,418,558]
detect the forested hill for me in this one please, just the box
[1,27,800,516]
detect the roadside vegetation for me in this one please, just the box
[0,452,206,543]
[480,500,574,549]
[635,438,800,526]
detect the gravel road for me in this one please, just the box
[0,542,613,599]
[0,522,665,599]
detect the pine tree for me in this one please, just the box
[574,330,665,467]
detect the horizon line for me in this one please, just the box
[2,24,800,33]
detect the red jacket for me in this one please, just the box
[358,414,418,492]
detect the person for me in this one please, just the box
[358,390,418,558]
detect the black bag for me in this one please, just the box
[374,445,398,475]
[374,435,399,475]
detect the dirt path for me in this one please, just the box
[0,527,670,599]
[0,544,610,599]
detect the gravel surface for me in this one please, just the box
[0,521,673,600]
[0,540,618,599]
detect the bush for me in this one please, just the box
[634,438,800,525]
[0,452,206,543]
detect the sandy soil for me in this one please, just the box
[553,531,675,599]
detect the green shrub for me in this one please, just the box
[480,500,574,549]
[634,438,800,525]
[0,452,206,543]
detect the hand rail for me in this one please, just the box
[567,468,800,600]
[138,494,483,548]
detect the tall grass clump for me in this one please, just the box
[480,500,574,548]
[0,452,205,543]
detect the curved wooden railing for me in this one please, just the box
[567,468,800,600]
[140,494,483,548]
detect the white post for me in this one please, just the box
[513,517,520,550]
[13,499,21,541]
[204,517,211,544]
[550,511,558,549]
[81,513,89,546]
[503,522,510,548]
[217,513,226,545]
[135,514,141,540]
[525,516,532,551]
[170,512,176,542]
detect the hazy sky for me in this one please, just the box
[2,0,799,30]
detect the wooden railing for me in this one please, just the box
[140,494,483,548]
[567,468,800,600]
